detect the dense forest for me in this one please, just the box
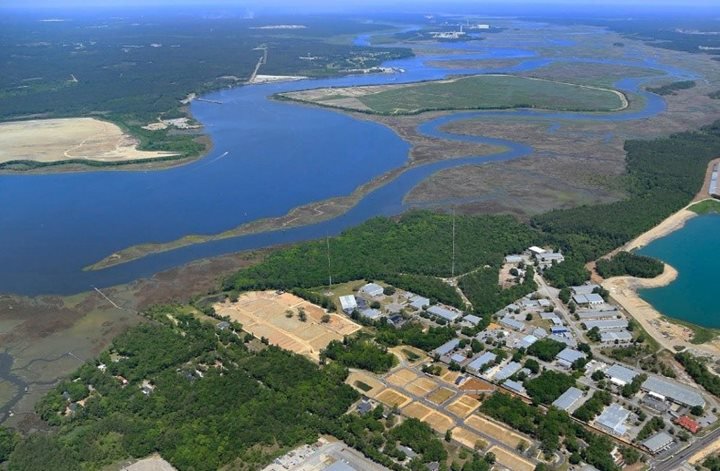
[7,306,359,470]
[595,252,665,279]
[675,352,720,398]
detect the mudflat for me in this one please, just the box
[0,118,177,164]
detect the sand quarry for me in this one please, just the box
[0,117,177,164]
[214,291,361,361]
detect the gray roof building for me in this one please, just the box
[450,353,468,364]
[359,308,382,320]
[360,283,384,297]
[571,284,601,296]
[578,309,620,320]
[339,295,358,313]
[601,331,633,343]
[552,386,585,412]
[463,314,482,326]
[642,376,706,408]
[467,352,497,373]
[595,403,630,436]
[516,335,538,350]
[556,347,586,367]
[505,255,524,264]
[428,305,461,322]
[503,379,527,395]
[494,361,522,381]
[325,462,357,471]
[409,295,430,310]
[642,431,674,455]
[573,293,604,305]
[548,334,573,346]
[605,364,638,386]
[533,327,548,338]
[500,316,525,331]
[433,339,460,357]
[584,319,629,331]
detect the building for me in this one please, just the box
[433,339,460,357]
[642,376,706,408]
[533,327,548,338]
[360,283,384,297]
[675,416,701,434]
[494,361,522,381]
[467,352,497,374]
[500,316,525,331]
[409,295,430,310]
[571,284,601,296]
[450,353,468,365]
[551,326,569,335]
[516,335,538,350]
[356,400,373,415]
[216,321,230,330]
[710,163,719,198]
[428,305,462,322]
[573,293,605,306]
[601,331,633,344]
[552,386,585,412]
[578,309,620,320]
[642,431,674,455]
[339,295,358,313]
[584,319,629,331]
[387,314,405,328]
[503,379,527,395]
[324,462,357,471]
[463,314,482,326]
[605,364,638,387]
[548,334,573,346]
[528,246,546,256]
[359,308,382,321]
[595,403,630,436]
[504,254,524,264]
[556,347,586,368]
[537,251,564,266]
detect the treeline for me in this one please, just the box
[459,266,537,315]
[10,308,359,470]
[223,212,538,297]
[375,322,456,352]
[596,252,664,279]
[291,288,337,312]
[532,121,720,287]
[675,352,720,397]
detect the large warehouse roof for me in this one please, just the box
[642,376,705,407]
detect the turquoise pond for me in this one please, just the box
[637,214,720,328]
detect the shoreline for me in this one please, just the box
[621,207,697,252]
[603,263,720,355]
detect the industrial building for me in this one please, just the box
[601,330,633,344]
[428,305,462,322]
[339,295,358,313]
[584,319,629,331]
[359,283,384,297]
[433,339,460,357]
[595,403,630,436]
[556,347,586,368]
[467,352,497,374]
[642,431,674,455]
[494,361,522,381]
[573,293,604,306]
[605,364,638,387]
[642,376,706,408]
[552,387,585,412]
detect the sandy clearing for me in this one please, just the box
[122,454,176,471]
[0,118,178,164]
[622,208,697,252]
[214,291,361,361]
[465,415,524,448]
[488,446,534,471]
[689,436,720,464]
[346,371,385,398]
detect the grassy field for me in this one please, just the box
[279,74,627,115]
[690,199,720,214]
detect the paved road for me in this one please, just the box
[653,426,720,471]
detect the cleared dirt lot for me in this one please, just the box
[0,118,177,164]
[427,387,455,405]
[405,376,440,397]
[214,291,361,361]
[346,371,385,398]
[465,415,525,448]
[488,446,534,471]
[375,388,412,408]
[386,368,419,387]
[449,427,487,451]
[447,395,481,418]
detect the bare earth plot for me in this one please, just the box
[278,74,627,115]
[465,414,525,449]
[450,427,487,451]
[488,445,534,471]
[214,291,361,361]
[345,371,385,398]
[0,118,177,164]
[447,395,481,418]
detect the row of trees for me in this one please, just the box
[596,252,664,279]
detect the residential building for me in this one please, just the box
[595,404,630,436]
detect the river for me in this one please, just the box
[0,22,698,295]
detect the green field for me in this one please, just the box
[282,75,627,115]
[689,199,720,214]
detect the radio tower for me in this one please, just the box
[326,235,333,295]
[451,208,456,278]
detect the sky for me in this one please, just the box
[5,0,720,6]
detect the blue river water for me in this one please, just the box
[0,28,699,295]
[637,215,720,328]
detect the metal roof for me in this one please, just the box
[450,353,467,364]
[578,309,620,320]
[409,295,430,310]
[552,386,584,411]
[360,283,384,297]
[596,403,630,435]
[503,379,527,395]
[601,331,633,342]
[359,308,382,320]
[556,347,586,365]
[585,319,629,331]
[505,255,523,263]
[573,293,604,305]
[517,335,538,349]
[428,305,461,322]
[500,317,525,331]
[571,284,600,296]
[325,462,357,471]
[339,295,357,311]
[495,361,522,381]
[433,339,460,356]
[468,352,497,371]
[533,327,548,338]
[606,364,638,385]
[642,376,705,407]
[464,314,482,326]
[642,431,674,453]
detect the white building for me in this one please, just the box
[360,283,384,297]
[339,295,358,313]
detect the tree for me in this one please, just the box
[321,314,331,323]
[298,308,307,322]
[445,429,452,442]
